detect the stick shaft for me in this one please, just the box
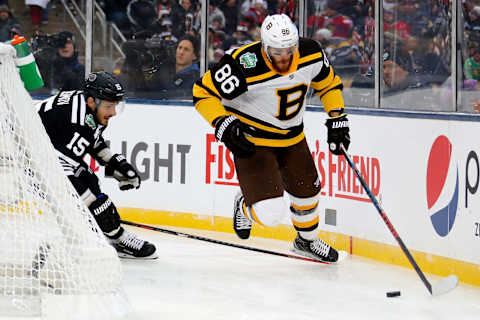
[120,220,329,265]
[341,147,433,294]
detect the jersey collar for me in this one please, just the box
[261,47,299,76]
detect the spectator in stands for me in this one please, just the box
[35,31,85,92]
[123,34,198,99]
[240,0,267,16]
[306,0,354,40]
[396,0,431,35]
[405,34,449,86]
[127,0,158,35]
[382,48,443,109]
[464,47,480,81]
[243,0,268,25]
[101,0,131,33]
[156,0,173,17]
[0,4,21,42]
[219,0,238,36]
[465,5,480,32]
[52,31,85,91]
[314,28,333,56]
[333,0,363,25]
[25,0,50,31]
[383,49,416,91]
[167,34,199,95]
[208,2,225,32]
[275,0,295,20]
[207,26,225,62]
[170,0,195,39]
[222,22,253,50]
[383,8,411,40]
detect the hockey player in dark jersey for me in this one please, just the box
[37,72,157,259]
[193,14,350,263]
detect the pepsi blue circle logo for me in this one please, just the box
[426,135,458,237]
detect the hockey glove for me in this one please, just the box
[325,112,350,155]
[105,154,141,190]
[215,115,255,158]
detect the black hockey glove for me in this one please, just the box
[214,115,255,158]
[105,154,141,190]
[325,112,350,155]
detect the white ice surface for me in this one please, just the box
[122,226,480,320]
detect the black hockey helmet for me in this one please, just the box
[83,72,125,102]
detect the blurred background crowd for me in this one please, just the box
[1,0,480,113]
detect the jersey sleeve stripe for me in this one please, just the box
[36,101,46,113]
[194,83,227,125]
[79,98,86,126]
[312,63,331,83]
[56,150,80,167]
[318,83,344,98]
[192,96,207,104]
[37,96,55,113]
[315,77,343,97]
[71,95,78,124]
[200,71,222,98]
[194,78,221,100]
[44,96,55,112]
[310,67,335,91]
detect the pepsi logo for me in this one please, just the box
[426,135,458,237]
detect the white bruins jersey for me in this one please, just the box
[193,38,345,147]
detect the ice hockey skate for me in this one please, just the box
[111,229,158,259]
[292,234,339,263]
[233,192,252,239]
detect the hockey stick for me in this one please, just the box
[120,219,333,264]
[340,145,458,296]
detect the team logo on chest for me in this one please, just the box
[85,114,96,129]
[239,52,257,68]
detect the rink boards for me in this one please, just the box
[97,103,480,286]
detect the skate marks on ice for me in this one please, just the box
[120,226,480,320]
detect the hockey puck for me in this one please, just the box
[386,291,401,298]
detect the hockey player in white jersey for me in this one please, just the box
[37,72,157,259]
[193,14,350,262]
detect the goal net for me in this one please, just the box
[0,45,130,319]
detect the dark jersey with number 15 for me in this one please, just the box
[36,90,109,176]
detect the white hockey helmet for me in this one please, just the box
[261,14,299,58]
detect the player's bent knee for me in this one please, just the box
[250,197,287,226]
[88,193,120,234]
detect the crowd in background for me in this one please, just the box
[0,0,480,111]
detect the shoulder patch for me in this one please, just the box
[210,54,248,100]
[239,52,258,69]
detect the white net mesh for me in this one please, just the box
[0,44,130,319]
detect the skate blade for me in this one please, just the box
[117,252,159,260]
[291,248,348,264]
